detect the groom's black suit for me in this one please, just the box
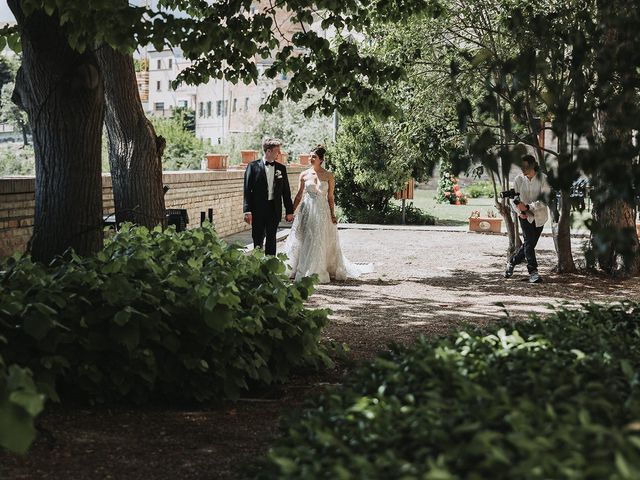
[243,159,294,254]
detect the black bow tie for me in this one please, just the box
[265,161,275,167]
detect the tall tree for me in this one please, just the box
[369,2,528,258]
[97,48,165,228]
[8,2,104,260]
[585,0,640,275]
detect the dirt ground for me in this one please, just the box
[2,229,639,480]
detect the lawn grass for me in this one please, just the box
[391,189,496,226]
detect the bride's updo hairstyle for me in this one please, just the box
[311,145,326,164]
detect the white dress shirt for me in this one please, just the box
[264,157,275,201]
[511,172,551,226]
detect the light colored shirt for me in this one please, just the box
[512,172,551,226]
[263,157,275,201]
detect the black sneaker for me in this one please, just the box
[529,271,542,283]
[504,262,515,278]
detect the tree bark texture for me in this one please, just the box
[554,132,576,273]
[96,47,166,227]
[588,25,640,275]
[9,1,104,262]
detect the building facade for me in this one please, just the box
[140,2,315,146]
[147,47,197,117]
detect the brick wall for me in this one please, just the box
[0,166,304,257]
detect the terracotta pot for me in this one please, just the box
[205,154,228,170]
[240,150,259,164]
[468,217,502,233]
[298,154,312,165]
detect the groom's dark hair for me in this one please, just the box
[262,138,282,152]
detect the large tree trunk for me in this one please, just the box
[9,1,104,262]
[96,47,165,227]
[588,20,640,276]
[591,194,640,275]
[555,190,576,272]
[554,133,576,273]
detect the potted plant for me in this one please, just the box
[468,209,503,233]
[204,153,228,170]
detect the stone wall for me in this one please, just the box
[0,167,303,257]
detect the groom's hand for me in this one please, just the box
[244,213,252,225]
[285,214,294,222]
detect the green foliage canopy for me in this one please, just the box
[7,0,441,117]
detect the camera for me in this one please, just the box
[500,188,520,200]
[500,188,524,208]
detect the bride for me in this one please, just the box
[282,145,373,283]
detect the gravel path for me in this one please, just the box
[293,229,640,359]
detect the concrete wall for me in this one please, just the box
[0,166,303,257]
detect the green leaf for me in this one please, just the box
[23,316,52,341]
[113,309,131,326]
[0,403,37,454]
[9,390,45,417]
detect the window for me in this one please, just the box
[244,97,249,112]
[156,59,162,70]
[168,80,172,91]
[232,98,237,113]
[216,100,223,117]
[198,102,204,117]
[206,101,212,118]
[224,100,228,116]
[168,59,173,69]
[154,102,164,112]
[156,81,161,91]
[280,72,287,80]
[179,100,188,108]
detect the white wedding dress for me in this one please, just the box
[283,177,373,283]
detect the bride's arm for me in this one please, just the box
[328,174,337,224]
[292,173,305,211]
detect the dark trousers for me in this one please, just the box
[252,201,279,255]
[510,217,544,274]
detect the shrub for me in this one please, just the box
[466,181,495,198]
[0,224,330,405]
[150,111,207,170]
[0,353,44,454]
[329,115,406,215]
[259,303,640,479]
[342,203,435,225]
[0,145,35,176]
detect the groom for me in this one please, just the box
[243,138,294,255]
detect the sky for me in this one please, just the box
[0,4,14,23]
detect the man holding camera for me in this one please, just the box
[504,154,551,283]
